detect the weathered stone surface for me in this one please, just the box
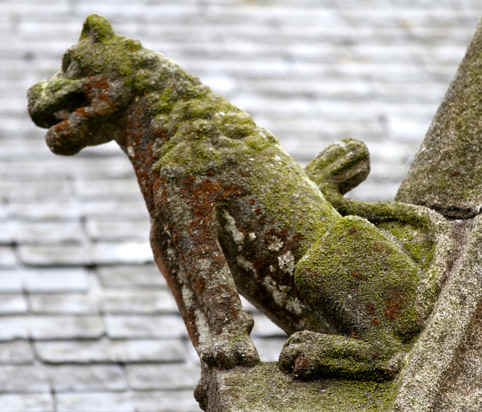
[200,363,395,412]
[393,215,482,411]
[396,20,482,218]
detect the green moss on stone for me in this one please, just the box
[216,363,396,411]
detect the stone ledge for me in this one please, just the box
[200,362,394,412]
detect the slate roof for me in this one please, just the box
[0,1,480,411]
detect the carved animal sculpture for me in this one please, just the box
[28,15,452,382]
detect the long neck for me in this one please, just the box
[118,97,158,214]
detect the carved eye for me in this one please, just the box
[62,53,72,73]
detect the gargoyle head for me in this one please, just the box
[27,14,147,155]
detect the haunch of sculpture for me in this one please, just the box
[28,15,452,381]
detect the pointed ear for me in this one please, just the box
[80,14,115,42]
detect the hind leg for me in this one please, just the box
[281,215,421,379]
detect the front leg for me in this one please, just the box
[152,177,259,369]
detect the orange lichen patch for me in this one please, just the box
[351,271,367,281]
[75,107,89,117]
[54,120,71,133]
[384,293,405,321]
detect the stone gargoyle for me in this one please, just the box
[28,15,454,384]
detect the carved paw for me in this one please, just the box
[279,330,399,381]
[305,138,370,195]
[201,333,260,370]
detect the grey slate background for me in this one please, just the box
[0,1,480,411]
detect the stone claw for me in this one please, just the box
[305,138,370,195]
[201,333,260,370]
[279,330,400,381]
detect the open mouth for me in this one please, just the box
[42,91,91,130]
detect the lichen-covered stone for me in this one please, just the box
[396,19,482,218]
[26,14,477,411]
[198,362,396,411]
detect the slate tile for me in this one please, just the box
[35,339,186,363]
[0,178,73,202]
[86,218,149,241]
[74,178,140,200]
[131,390,201,412]
[56,392,135,412]
[0,365,50,392]
[0,393,54,412]
[105,315,187,339]
[110,339,187,363]
[0,340,35,364]
[22,268,89,293]
[101,290,178,314]
[96,265,166,288]
[35,340,112,364]
[91,241,153,265]
[79,199,148,218]
[126,363,200,390]
[0,220,15,245]
[14,221,85,244]
[28,316,104,340]
[0,271,23,293]
[0,318,29,341]
[0,294,28,314]
[0,246,17,267]
[6,201,80,220]
[29,293,98,314]
[18,244,91,266]
[47,365,127,392]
